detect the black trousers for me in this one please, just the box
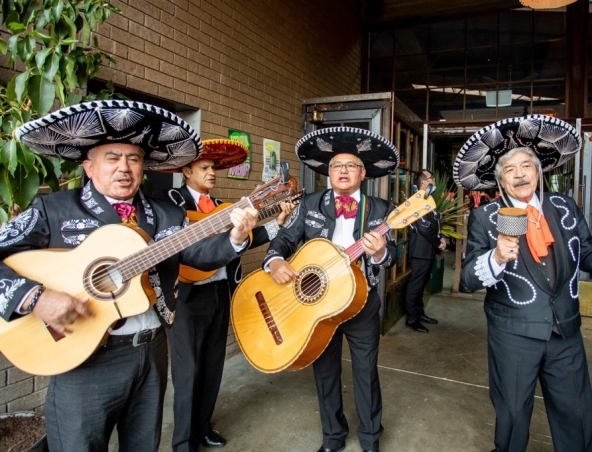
[313,289,383,451]
[168,280,231,452]
[488,324,592,452]
[405,257,435,322]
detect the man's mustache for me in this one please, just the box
[513,179,530,188]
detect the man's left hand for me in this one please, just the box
[438,237,446,250]
[229,206,258,245]
[276,201,296,227]
[362,231,386,261]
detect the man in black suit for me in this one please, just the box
[0,101,258,452]
[264,127,399,452]
[165,139,294,452]
[456,115,592,452]
[404,169,446,333]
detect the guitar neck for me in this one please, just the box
[116,197,253,280]
[345,222,391,263]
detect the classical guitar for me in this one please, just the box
[0,165,297,376]
[231,189,436,373]
[179,190,305,283]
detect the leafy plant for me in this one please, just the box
[0,0,121,223]
[432,170,468,239]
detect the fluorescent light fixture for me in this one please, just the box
[486,90,512,107]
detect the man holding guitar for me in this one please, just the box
[264,127,399,452]
[0,101,259,452]
[163,139,295,452]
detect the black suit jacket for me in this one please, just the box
[0,181,240,325]
[263,190,397,288]
[408,210,442,260]
[461,193,592,340]
[170,185,279,296]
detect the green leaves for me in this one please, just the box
[0,0,122,221]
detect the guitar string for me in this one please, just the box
[243,210,429,331]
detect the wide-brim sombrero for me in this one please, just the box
[453,115,581,190]
[15,100,203,171]
[159,139,249,172]
[296,126,399,178]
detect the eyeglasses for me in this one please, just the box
[329,162,364,172]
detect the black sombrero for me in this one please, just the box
[160,139,249,172]
[296,127,399,178]
[453,115,581,190]
[15,100,203,171]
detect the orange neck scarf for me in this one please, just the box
[525,204,554,263]
[198,195,215,213]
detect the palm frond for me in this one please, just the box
[432,171,469,238]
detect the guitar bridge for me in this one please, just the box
[255,291,283,345]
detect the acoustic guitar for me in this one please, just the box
[231,189,436,373]
[0,166,297,376]
[179,190,305,283]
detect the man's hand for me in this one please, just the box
[493,233,520,265]
[28,288,91,335]
[229,206,258,246]
[362,231,387,261]
[276,201,296,227]
[269,259,298,284]
[438,237,446,251]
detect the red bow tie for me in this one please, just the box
[335,195,358,219]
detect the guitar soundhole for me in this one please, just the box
[294,266,327,304]
[83,257,129,301]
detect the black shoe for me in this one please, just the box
[405,320,429,333]
[201,430,226,448]
[316,446,345,452]
[419,314,438,324]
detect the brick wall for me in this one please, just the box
[0,0,362,413]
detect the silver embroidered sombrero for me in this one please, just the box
[296,127,399,178]
[453,115,581,190]
[15,100,203,171]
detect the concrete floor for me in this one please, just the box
[110,251,592,451]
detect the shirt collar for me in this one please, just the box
[507,192,541,211]
[104,196,133,205]
[186,185,210,202]
[333,189,361,202]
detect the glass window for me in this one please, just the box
[466,47,497,85]
[500,10,532,45]
[533,40,566,80]
[533,10,565,41]
[394,55,428,90]
[430,19,465,52]
[369,58,394,92]
[370,30,394,59]
[467,14,498,48]
[499,44,532,84]
[395,89,428,122]
[428,87,465,121]
[395,24,429,56]
[531,81,566,116]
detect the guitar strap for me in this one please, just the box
[356,194,367,239]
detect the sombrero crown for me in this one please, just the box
[453,115,581,190]
[296,126,399,178]
[15,99,203,171]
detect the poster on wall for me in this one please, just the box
[227,129,251,180]
[262,138,280,182]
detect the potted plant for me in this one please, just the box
[0,411,45,452]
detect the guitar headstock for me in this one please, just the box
[386,189,436,229]
[248,173,299,211]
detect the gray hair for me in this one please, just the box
[493,147,541,181]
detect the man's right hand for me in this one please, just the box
[493,233,520,265]
[28,289,91,335]
[269,259,298,284]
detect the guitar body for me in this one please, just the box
[0,224,154,376]
[231,238,368,373]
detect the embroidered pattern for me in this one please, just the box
[0,278,26,314]
[305,219,322,229]
[148,269,174,324]
[154,226,181,242]
[320,228,329,238]
[568,236,580,298]
[138,191,155,225]
[499,271,537,305]
[0,209,39,247]
[549,195,577,230]
[368,219,383,228]
[283,205,299,229]
[264,220,280,240]
[307,210,326,221]
[474,252,502,287]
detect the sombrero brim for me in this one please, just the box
[15,100,203,171]
[158,139,249,173]
[296,126,399,178]
[453,115,581,190]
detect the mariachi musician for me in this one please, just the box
[263,127,399,452]
[0,100,259,452]
[455,115,592,452]
[164,139,294,452]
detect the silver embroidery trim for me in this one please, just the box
[0,278,26,314]
[264,220,280,240]
[154,226,182,242]
[305,219,322,229]
[149,269,174,324]
[0,209,39,247]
